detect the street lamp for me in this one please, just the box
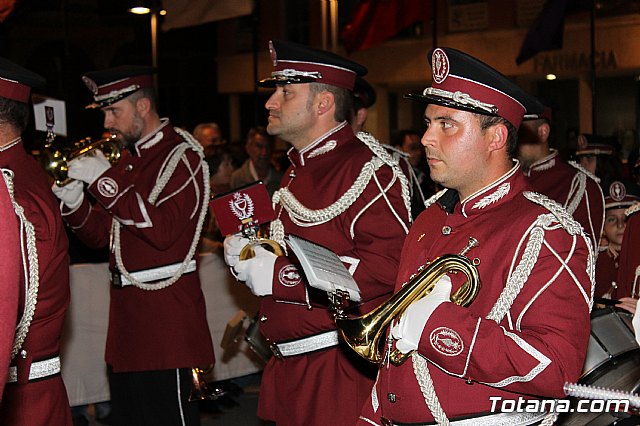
[128,1,166,88]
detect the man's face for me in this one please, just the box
[247,133,272,169]
[199,127,223,148]
[265,83,316,149]
[603,207,626,247]
[422,104,494,200]
[102,98,144,146]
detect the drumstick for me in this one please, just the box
[564,382,640,410]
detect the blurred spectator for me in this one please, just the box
[193,122,225,149]
[392,128,436,219]
[200,146,238,253]
[230,126,283,196]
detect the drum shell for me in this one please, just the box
[558,308,640,425]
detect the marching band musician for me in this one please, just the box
[517,105,605,256]
[223,40,412,425]
[51,66,214,426]
[0,58,72,424]
[358,48,594,426]
[595,180,640,300]
[616,195,640,315]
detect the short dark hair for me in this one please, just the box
[0,97,30,133]
[476,114,518,158]
[127,87,157,112]
[309,83,353,123]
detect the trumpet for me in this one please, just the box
[40,134,121,186]
[335,237,481,366]
[238,222,285,260]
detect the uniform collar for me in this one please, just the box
[288,121,352,167]
[132,118,170,156]
[526,149,558,176]
[458,161,523,217]
[0,136,22,153]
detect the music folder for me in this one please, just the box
[285,234,361,303]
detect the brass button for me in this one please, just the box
[125,164,133,172]
[387,393,396,403]
[289,170,296,178]
[260,315,267,322]
[442,226,452,235]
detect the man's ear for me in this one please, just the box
[487,123,508,152]
[316,91,335,116]
[136,97,151,116]
[538,122,550,141]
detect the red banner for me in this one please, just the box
[341,0,431,54]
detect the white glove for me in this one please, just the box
[233,246,277,296]
[68,150,111,185]
[633,308,640,346]
[51,180,84,210]
[391,275,452,354]
[223,234,250,267]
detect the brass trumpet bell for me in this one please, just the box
[41,134,121,186]
[239,238,285,260]
[336,238,481,366]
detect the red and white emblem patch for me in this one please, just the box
[430,327,463,356]
[431,48,450,85]
[96,177,118,198]
[279,264,301,287]
[609,181,626,202]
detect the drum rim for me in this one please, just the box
[580,349,640,383]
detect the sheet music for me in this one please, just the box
[285,234,361,302]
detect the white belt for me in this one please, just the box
[386,411,548,426]
[8,356,61,383]
[271,330,340,358]
[115,259,197,286]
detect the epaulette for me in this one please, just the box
[524,191,583,236]
[626,201,640,218]
[568,160,600,184]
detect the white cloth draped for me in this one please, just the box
[60,252,263,406]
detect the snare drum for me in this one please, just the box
[558,308,640,425]
[581,308,639,383]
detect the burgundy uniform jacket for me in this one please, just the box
[359,165,593,425]
[617,204,640,298]
[62,121,214,372]
[0,141,72,425]
[258,123,411,425]
[524,150,604,253]
[0,172,20,400]
[595,248,619,298]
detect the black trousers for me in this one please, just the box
[108,366,200,426]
